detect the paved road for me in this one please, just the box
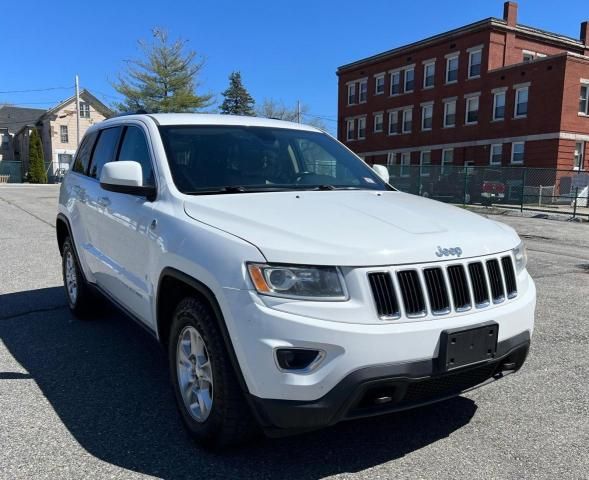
[0,185,588,480]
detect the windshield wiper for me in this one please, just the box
[184,185,297,195]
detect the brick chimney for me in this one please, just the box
[581,21,589,46]
[503,1,518,27]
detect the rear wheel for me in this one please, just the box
[168,297,258,448]
[62,237,96,318]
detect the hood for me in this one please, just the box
[183,190,520,266]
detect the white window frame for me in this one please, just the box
[492,90,506,121]
[511,142,525,164]
[441,148,454,173]
[522,50,535,62]
[468,48,482,79]
[579,83,589,116]
[402,108,413,134]
[465,95,479,125]
[490,144,503,165]
[387,151,396,167]
[79,102,90,118]
[423,61,435,89]
[421,103,433,131]
[357,116,367,139]
[445,54,459,84]
[346,119,355,141]
[514,86,529,118]
[60,125,69,143]
[388,111,399,135]
[374,74,385,95]
[400,152,411,177]
[390,71,401,96]
[359,79,368,103]
[404,67,415,93]
[420,150,431,177]
[443,99,456,128]
[373,112,383,133]
[573,141,585,170]
[347,83,356,105]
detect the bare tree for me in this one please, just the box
[256,99,326,130]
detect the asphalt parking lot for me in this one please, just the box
[0,184,588,480]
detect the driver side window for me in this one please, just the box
[118,126,155,187]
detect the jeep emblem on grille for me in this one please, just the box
[435,246,463,258]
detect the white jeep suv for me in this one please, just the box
[57,114,535,447]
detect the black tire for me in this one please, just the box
[62,236,95,318]
[168,297,258,448]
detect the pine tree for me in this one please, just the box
[220,71,255,116]
[27,128,47,184]
[113,28,213,113]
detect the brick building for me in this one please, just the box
[337,2,589,173]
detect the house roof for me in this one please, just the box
[42,89,113,119]
[0,106,45,133]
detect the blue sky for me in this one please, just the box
[2,0,587,131]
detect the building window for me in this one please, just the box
[446,55,459,83]
[442,148,454,173]
[468,49,482,78]
[387,152,396,167]
[390,71,401,95]
[443,100,456,127]
[580,85,589,115]
[465,96,479,125]
[511,142,525,164]
[357,117,366,139]
[574,141,585,170]
[420,151,431,177]
[421,104,433,131]
[60,125,69,143]
[79,102,90,118]
[400,152,411,177]
[423,62,435,88]
[493,91,506,121]
[359,80,368,103]
[490,144,503,165]
[388,111,399,135]
[347,83,356,105]
[404,68,415,92]
[373,113,383,132]
[346,119,355,141]
[375,74,385,95]
[402,108,412,133]
[515,87,528,118]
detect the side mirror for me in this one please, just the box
[372,164,390,184]
[100,161,156,201]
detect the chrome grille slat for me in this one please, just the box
[367,255,518,321]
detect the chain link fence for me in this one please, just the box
[379,164,589,220]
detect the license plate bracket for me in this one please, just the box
[439,322,499,371]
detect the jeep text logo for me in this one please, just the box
[435,246,463,258]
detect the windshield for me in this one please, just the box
[158,125,390,194]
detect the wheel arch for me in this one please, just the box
[156,267,250,394]
[56,213,71,256]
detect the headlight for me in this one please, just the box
[512,241,528,274]
[247,263,348,300]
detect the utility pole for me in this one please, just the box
[75,75,81,147]
[297,100,301,124]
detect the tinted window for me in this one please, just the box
[89,127,122,179]
[159,126,389,194]
[72,131,98,175]
[118,126,154,187]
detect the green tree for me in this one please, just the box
[219,71,255,116]
[256,99,326,130]
[27,128,47,184]
[113,28,213,113]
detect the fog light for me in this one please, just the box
[275,348,323,371]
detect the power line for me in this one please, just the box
[0,86,74,94]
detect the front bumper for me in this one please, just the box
[250,332,530,435]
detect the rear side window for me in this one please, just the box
[72,131,98,175]
[89,127,122,179]
[118,126,155,187]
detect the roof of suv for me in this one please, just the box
[100,113,323,132]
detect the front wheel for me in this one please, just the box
[168,297,258,448]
